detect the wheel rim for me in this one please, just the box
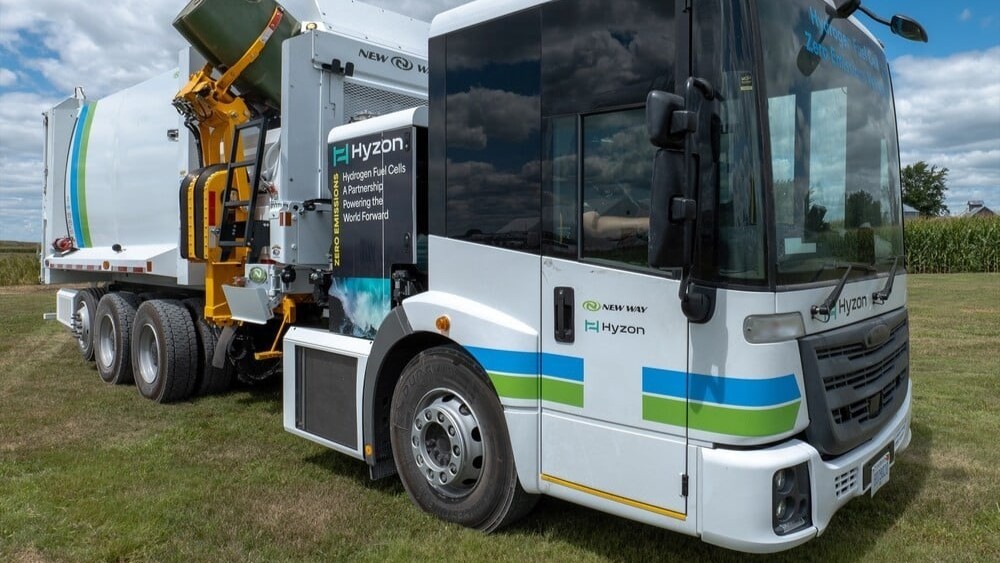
[136,323,160,385]
[76,303,92,351]
[409,389,485,498]
[97,313,116,369]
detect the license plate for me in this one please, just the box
[870,451,891,497]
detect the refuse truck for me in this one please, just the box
[41,0,928,553]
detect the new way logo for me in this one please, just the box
[581,300,648,314]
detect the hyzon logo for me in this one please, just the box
[584,320,646,336]
[332,145,350,167]
[330,136,406,168]
[583,300,602,312]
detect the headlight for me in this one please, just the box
[744,313,806,344]
[773,462,812,536]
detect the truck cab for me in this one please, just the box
[283,0,913,553]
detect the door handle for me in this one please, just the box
[554,286,574,343]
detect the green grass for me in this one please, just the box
[1,277,998,562]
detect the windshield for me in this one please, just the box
[759,1,904,285]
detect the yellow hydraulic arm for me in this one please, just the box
[173,7,287,326]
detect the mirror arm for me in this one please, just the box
[676,77,715,322]
[857,5,891,27]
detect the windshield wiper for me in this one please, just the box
[809,261,877,283]
[872,256,900,305]
[811,265,855,319]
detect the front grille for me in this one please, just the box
[821,322,908,391]
[799,308,909,456]
[831,372,906,425]
[834,468,859,499]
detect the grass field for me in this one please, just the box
[1,276,997,562]
[0,243,40,286]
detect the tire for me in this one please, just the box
[181,298,233,396]
[94,292,141,384]
[390,345,538,532]
[72,288,106,362]
[131,300,198,403]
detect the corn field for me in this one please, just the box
[905,216,1000,274]
[0,254,39,286]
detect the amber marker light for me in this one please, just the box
[435,315,451,333]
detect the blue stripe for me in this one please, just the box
[466,346,537,375]
[465,347,584,383]
[541,353,584,382]
[69,104,88,246]
[642,368,800,408]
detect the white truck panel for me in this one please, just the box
[77,70,184,249]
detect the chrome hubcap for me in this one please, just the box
[137,324,159,384]
[76,303,92,351]
[97,313,115,369]
[410,389,484,498]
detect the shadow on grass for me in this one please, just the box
[232,379,282,414]
[303,449,406,495]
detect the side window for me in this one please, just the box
[540,0,677,270]
[542,116,578,258]
[444,10,542,252]
[580,109,654,268]
[541,0,676,115]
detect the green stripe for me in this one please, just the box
[78,103,97,247]
[488,373,537,400]
[642,395,800,437]
[542,378,584,408]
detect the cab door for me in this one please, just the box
[537,0,690,520]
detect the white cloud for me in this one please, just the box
[0,68,16,87]
[446,88,540,149]
[960,9,973,22]
[891,47,1000,213]
[0,0,463,242]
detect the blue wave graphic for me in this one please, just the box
[329,277,391,339]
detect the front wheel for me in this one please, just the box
[390,346,537,532]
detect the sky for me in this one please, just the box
[0,0,997,242]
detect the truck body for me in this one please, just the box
[42,0,920,553]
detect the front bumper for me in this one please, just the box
[697,380,913,553]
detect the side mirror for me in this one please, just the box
[648,150,687,269]
[646,90,686,148]
[891,15,928,42]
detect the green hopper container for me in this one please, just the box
[173,0,301,108]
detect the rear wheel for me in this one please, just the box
[390,346,537,532]
[131,300,197,403]
[182,298,233,396]
[94,292,141,384]
[72,288,106,362]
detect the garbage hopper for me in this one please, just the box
[174,0,301,108]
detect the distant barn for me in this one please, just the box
[958,201,996,218]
